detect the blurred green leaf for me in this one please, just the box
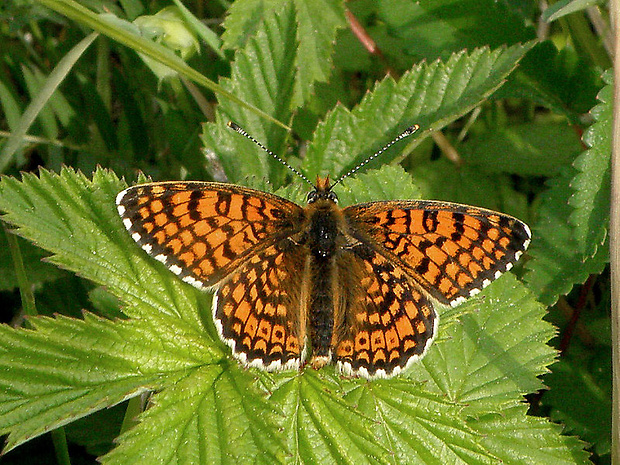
[501,41,602,120]
[0,33,97,173]
[543,359,611,455]
[410,158,528,220]
[376,0,534,60]
[0,231,62,291]
[542,0,605,23]
[462,121,582,176]
[37,0,287,129]
[524,167,608,305]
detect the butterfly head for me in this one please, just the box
[307,176,338,204]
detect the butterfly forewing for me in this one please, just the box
[343,200,531,307]
[116,182,304,289]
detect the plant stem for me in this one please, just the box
[609,1,620,462]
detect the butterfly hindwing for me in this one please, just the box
[334,244,437,379]
[213,239,307,370]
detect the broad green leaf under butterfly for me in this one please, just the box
[0,168,588,463]
[103,366,287,465]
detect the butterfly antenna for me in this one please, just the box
[227,121,314,187]
[330,124,420,189]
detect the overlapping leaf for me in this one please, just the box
[222,0,346,107]
[524,166,609,305]
[568,68,612,258]
[302,43,535,180]
[202,3,299,185]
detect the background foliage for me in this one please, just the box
[0,0,612,463]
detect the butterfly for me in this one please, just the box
[116,123,531,379]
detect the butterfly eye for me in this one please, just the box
[327,191,338,204]
[307,191,319,203]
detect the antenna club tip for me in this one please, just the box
[403,124,420,136]
[227,121,242,132]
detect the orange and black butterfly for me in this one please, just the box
[116,123,530,379]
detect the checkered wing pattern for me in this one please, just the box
[214,238,307,370]
[334,244,436,378]
[343,200,531,308]
[116,182,303,289]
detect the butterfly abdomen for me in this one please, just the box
[303,201,345,363]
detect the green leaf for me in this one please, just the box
[502,41,602,119]
[222,0,346,106]
[291,0,346,106]
[271,373,390,464]
[302,43,535,180]
[201,3,299,185]
[0,314,213,453]
[461,121,582,176]
[542,0,605,23]
[336,164,421,205]
[37,0,287,130]
[103,367,287,464]
[349,381,496,464]
[472,404,590,464]
[568,68,612,258]
[543,359,611,455]
[376,0,534,60]
[524,167,608,305]
[408,275,556,415]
